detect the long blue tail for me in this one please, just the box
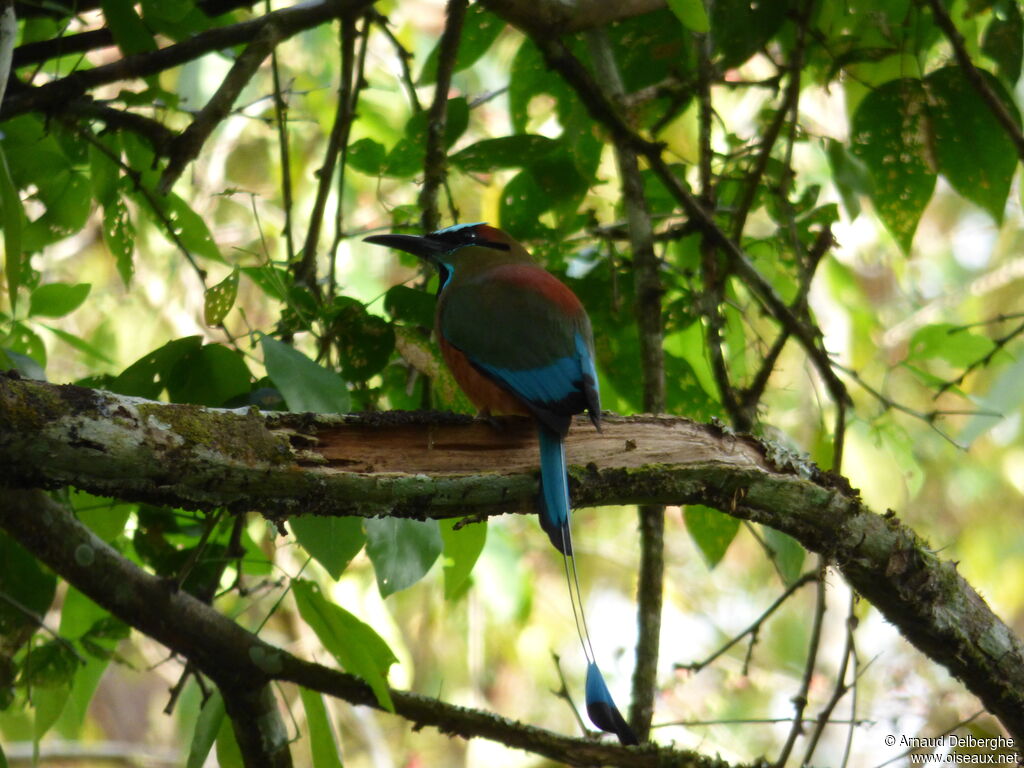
[537,426,639,746]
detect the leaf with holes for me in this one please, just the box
[925,66,1019,224]
[204,269,239,326]
[851,78,935,253]
[419,4,504,85]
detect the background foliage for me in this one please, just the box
[2,0,1024,765]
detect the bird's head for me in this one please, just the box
[364,223,529,291]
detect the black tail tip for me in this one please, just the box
[586,700,640,746]
[585,662,639,746]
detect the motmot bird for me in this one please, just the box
[365,222,638,746]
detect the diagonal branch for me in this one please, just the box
[0,487,732,768]
[0,0,374,122]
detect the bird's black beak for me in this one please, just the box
[363,233,444,264]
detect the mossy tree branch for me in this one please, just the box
[2,372,1024,747]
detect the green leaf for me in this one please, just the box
[347,138,387,176]
[260,335,351,414]
[111,336,203,399]
[440,518,487,600]
[40,325,116,365]
[383,98,469,178]
[667,0,709,32]
[0,147,24,312]
[925,66,1019,223]
[103,198,136,286]
[908,323,996,367]
[165,343,252,407]
[383,285,436,328]
[851,78,935,253]
[299,687,345,768]
[28,283,91,318]
[764,527,805,585]
[186,691,225,768]
[291,516,366,580]
[364,518,443,597]
[711,0,787,68]
[825,138,873,219]
[418,4,504,85]
[450,135,558,172]
[683,505,740,568]
[292,580,397,711]
[101,0,157,55]
[983,0,1023,84]
[0,531,57,637]
[204,269,240,326]
[164,193,225,263]
[32,683,72,743]
[327,298,396,382]
[22,641,79,688]
[215,709,244,768]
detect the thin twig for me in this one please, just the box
[800,589,858,764]
[676,570,818,673]
[419,0,467,233]
[774,558,828,767]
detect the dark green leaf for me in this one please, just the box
[983,0,1023,84]
[291,516,366,580]
[101,0,158,55]
[440,519,487,600]
[240,265,292,302]
[0,531,57,637]
[347,138,387,176]
[683,505,740,568]
[925,65,1019,223]
[384,285,436,328]
[0,147,24,312]
[28,283,91,318]
[21,641,80,688]
[419,4,504,84]
[260,335,351,414]
[383,99,469,178]
[166,343,252,406]
[499,170,553,239]
[103,197,136,287]
[450,135,558,172]
[328,298,396,382]
[299,688,345,768]
[711,0,788,68]
[111,336,203,399]
[365,518,443,597]
[204,269,239,326]
[292,580,397,711]
[851,78,935,253]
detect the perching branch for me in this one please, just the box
[2,373,1024,747]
